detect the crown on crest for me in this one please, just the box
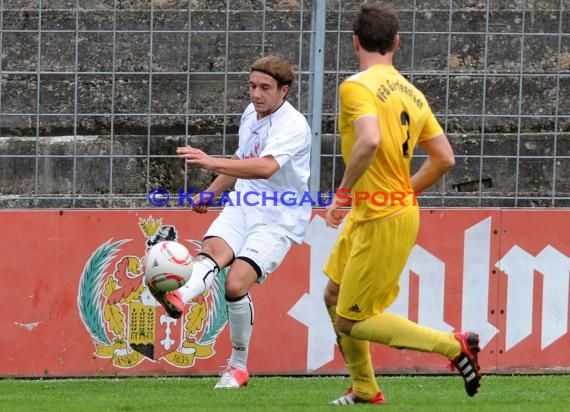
[139,217,162,237]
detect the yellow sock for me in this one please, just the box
[350,312,461,360]
[327,305,380,399]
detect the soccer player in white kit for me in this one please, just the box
[149,55,312,389]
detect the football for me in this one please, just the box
[143,241,194,292]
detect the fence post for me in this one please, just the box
[308,0,326,199]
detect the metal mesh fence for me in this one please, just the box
[0,0,569,208]
[323,0,570,208]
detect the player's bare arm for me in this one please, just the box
[326,115,380,228]
[189,173,238,214]
[178,146,280,179]
[410,134,455,193]
[177,149,238,213]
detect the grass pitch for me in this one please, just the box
[1,375,569,411]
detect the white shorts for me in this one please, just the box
[204,205,293,283]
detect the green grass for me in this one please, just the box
[0,375,569,411]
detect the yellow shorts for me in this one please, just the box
[323,206,419,321]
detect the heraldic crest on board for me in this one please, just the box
[77,216,228,368]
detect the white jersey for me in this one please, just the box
[232,101,312,243]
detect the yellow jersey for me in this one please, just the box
[338,64,443,221]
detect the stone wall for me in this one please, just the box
[1,0,569,207]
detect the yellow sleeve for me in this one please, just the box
[340,80,378,121]
[418,110,444,142]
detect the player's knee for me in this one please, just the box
[224,275,251,299]
[225,282,243,299]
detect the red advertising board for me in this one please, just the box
[0,209,569,377]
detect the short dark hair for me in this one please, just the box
[250,55,296,87]
[353,2,400,55]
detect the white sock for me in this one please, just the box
[227,293,254,371]
[178,254,219,304]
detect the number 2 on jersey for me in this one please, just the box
[400,111,410,158]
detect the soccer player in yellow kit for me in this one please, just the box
[324,3,482,405]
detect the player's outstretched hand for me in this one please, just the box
[177,145,215,170]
